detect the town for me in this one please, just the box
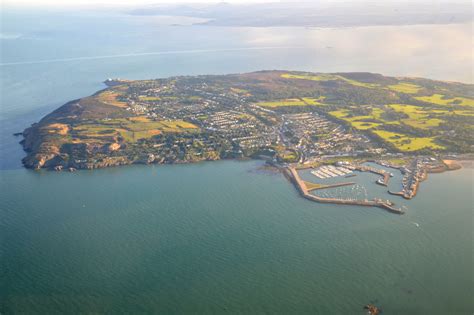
[102,75,385,166]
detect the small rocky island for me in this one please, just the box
[21,70,473,172]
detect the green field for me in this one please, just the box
[74,117,199,143]
[387,82,422,94]
[258,98,306,107]
[281,73,380,89]
[328,107,385,130]
[281,73,338,81]
[340,77,380,89]
[258,97,325,108]
[389,104,443,129]
[453,110,474,116]
[328,109,349,119]
[332,104,451,131]
[302,97,325,105]
[415,94,474,107]
[425,109,474,116]
[373,130,444,151]
[350,121,381,130]
[329,105,447,150]
[74,124,117,139]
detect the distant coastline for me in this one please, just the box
[128,2,473,28]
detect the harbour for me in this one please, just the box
[286,167,404,214]
[282,157,466,215]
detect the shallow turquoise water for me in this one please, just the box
[1,9,473,314]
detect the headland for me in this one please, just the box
[19,70,473,212]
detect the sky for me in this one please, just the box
[2,0,443,7]
[2,0,276,6]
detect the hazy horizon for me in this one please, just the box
[2,0,470,8]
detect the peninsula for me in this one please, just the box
[20,70,472,210]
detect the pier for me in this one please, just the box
[304,181,356,192]
[353,165,390,186]
[286,167,404,214]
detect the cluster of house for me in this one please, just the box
[280,112,374,163]
[110,79,391,164]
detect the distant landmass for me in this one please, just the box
[129,2,473,27]
[21,70,473,171]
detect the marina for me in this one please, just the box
[286,167,404,214]
[310,165,353,179]
[289,158,463,213]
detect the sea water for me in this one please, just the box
[1,9,472,314]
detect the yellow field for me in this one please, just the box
[371,108,384,120]
[350,121,381,130]
[415,94,474,107]
[423,109,474,116]
[387,82,422,94]
[258,99,305,107]
[453,110,474,116]
[373,130,444,151]
[389,104,443,129]
[328,107,385,130]
[340,77,380,89]
[302,97,326,105]
[405,119,443,129]
[328,101,469,132]
[328,109,349,119]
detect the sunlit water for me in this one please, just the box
[1,9,473,314]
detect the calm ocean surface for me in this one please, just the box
[1,9,473,314]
